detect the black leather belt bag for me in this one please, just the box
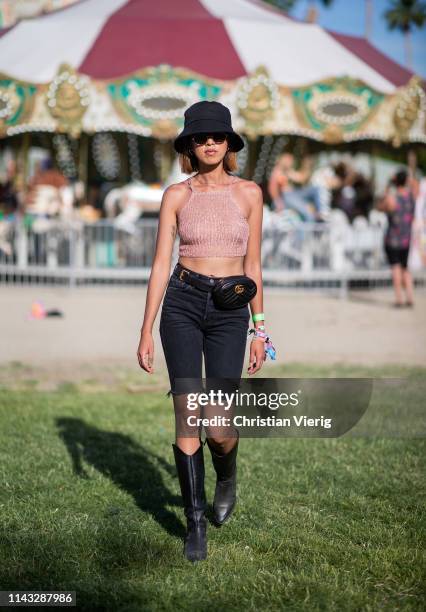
[175,263,257,310]
[211,275,257,309]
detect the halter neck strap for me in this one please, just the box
[186,175,239,193]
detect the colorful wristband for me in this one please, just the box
[247,328,277,361]
[252,313,265,322]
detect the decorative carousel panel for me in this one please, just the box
[0,76,37,136]
[92,132,121,180]
[53,133,78,179]
[0,63,425,145]
[107,64,223,139]
[291,77,384,140]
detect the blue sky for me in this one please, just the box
[290,0,426,77]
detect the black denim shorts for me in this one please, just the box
[160,264,251,398]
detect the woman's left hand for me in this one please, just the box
[247,339,265,375]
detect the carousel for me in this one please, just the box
[0,0,425,213]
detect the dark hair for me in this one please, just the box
[333,162,348,180]
[41,157,54,171]
[392,169,408,188]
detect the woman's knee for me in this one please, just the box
[175,437,202,455]
[207,436,236,453]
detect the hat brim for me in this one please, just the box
[174,122,244,154]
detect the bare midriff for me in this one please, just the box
[178,256,245,278]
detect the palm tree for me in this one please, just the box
[262,0,298,11]
[384,0,426,69]
[365,0,374,39]
[306,0,335,23]
[262,1,334,22]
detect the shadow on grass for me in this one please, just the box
[56,418,184,540]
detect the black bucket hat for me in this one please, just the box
[173,100,244,154]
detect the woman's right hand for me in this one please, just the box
[137,330,154,373]
[247,338,265,375]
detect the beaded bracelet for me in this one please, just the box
[248,328,276,360]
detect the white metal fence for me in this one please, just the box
[0,215,425,297]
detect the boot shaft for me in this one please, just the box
[206,436,239,481]
[172,442,208,562]
[172,443,207,515]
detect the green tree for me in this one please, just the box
[262,0,298,11]
[309,0,335,7]
[384,0,426,69]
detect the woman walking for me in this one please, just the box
[136,101,274,562]
[381,169,418,308]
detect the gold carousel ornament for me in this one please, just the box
[236,66,280,135]
[45,63,90,137]
[150,118,181,140]
[392,76,425,147]
[322,124,344,144]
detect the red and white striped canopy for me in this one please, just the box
[0,0,413,93]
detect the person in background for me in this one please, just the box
[0,158,19,217]
[331,162,356,220]
[408,176,426,269]
[268,152,290,212]
[26,157,69,211]
[352,172,374,220]
[268,153,322,221]
[27,157,68,190]
[310,161,348,222]
[332,166,374,223]
[0,158,19,257]
[380,169,418,308]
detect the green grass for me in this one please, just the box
[0,364,425,611]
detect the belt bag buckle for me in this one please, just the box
[179,267,209,292]
[211,275,257,310]
[179,268,189,282]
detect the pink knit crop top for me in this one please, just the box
[177,175,249,257]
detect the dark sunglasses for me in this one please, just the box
[191,132,228,145]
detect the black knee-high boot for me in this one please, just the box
[172,442,207,562]
[206,431,239,525]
